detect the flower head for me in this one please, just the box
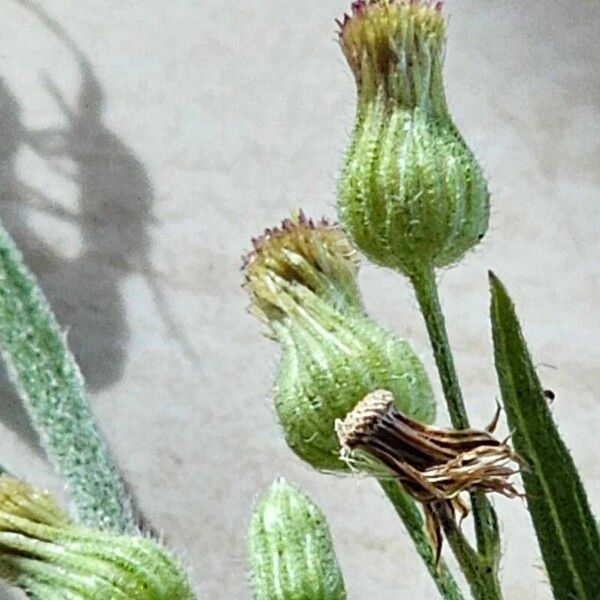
[0,476,195,599]
[243,210,361,319]
[243,214,435,471]
[337,1,490,276]
[339,0,446,111]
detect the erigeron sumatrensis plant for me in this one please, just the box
[244,1,600,599]
[0,2,597,600]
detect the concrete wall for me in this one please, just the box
[0,1,598,598]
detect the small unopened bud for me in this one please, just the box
[337,390,521,562]
[247,478,346,600]
[243,215,435,471]
[337,1,489,276]
[0,476,194,599]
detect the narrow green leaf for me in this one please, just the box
[489,271,600,600]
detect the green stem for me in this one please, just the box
[379,479,465,600]
[410,265,502,599]
[410,266,468,429]
[435,503,502,600]
[0,224,135,533]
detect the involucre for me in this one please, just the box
[337,0,489,277]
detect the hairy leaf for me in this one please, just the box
[0,225,134,533]
[489,271,600,599]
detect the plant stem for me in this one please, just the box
[379,479,465,600]
[410,265,502,599]
[0,224,135,533]
[434,502,502,600]
[410,266,468,429]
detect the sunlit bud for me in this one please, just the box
[337,1,490,276]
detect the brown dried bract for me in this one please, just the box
[336,390,523,565]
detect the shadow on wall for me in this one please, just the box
[0,3,155,454]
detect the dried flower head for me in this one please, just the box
[337,389,521,501]
[243,215,435,471]
[0,476,195,599]
[337,390,522,563]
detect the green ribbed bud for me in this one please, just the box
[337,0,489,276]
[0,476,195,599]
[247,478,345,600]
[243,213,434,471]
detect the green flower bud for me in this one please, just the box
[337,0,489,276]
[0,476,195,599]
[243,213,435,471]
[247,478,345,600]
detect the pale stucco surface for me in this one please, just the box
[0,1,598,598]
